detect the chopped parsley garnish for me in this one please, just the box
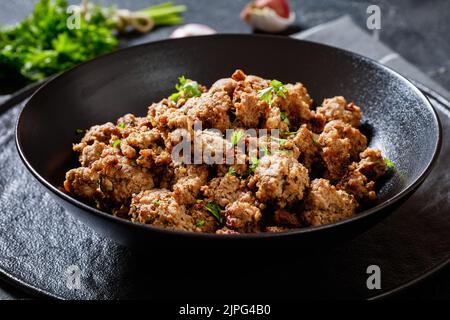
[280,111,290,125]
[249,156,260,174]
[117,122,126,129]
[278,150,292,156]
[257,79,288,106]
[196,219,205,227]
[112,139,121,148]
[271,136,288,145]
[271,79,288,98]
[204,202,223,223]
[75,128,84,134]
[227,167,239,177]
[260,144,270,156]
[169,76,202,102]
[384,157,395,170]
[153,200,160,206]
[231,130,244,146]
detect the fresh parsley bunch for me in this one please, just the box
[0,0,116,82]
[0,0,185,83]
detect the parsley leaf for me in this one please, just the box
[117,122,125,129]
[260,144,270,157]
[257,79,288,106]
[249,156,260,173]
[204,202,223,223]
[257,86,274,106]
[196,219,205,227]
[270,79,288,98]
[169,75,202,102]
[112,139,121,148]
[227,167,239,177]
[271,136,288,145]
[231,130,244,146]
[280,111,290,125]
[384,157,395,170]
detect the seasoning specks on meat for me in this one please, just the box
[251,154,310,208]
[64,70,389,234]
[316,96,362,127]
[302,179,357,226]
[129,189,195,231]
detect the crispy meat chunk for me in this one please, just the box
[201,175,242,208]
[234,90,267,127]
[210,78,238,97]
[264,106,289,134]
[77,141,107,167]
[186,91,232,132]
[172,165,209,205]
[275,83,313,127]
[337,148,387,202]
[224,201,262,233]
[273,209,302,228]
[75,122,120,148]
[318,120,367,180]
[194,130,231,165]
[120,127,171,168]
[357,148,387,180]
[64,152,154,208]
[302,179,357,226]
[265,226,289,233]
[215,227,240,235]
[316,96,362,127]
[189,204,220,233]
[252,154,309,208]
[289,124,321,169]
[231,70,269,128]
[129,189,195,231]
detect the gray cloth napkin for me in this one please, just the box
[293,15,450,102]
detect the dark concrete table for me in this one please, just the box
[1,0,449,299]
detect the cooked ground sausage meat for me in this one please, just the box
[64,70,389,233]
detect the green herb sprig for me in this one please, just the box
[231,130,244,146]
[204,202,223,224]
[257,79,288,107]
[112,139,121,148]
[169,76,202,102]
[0,0,185,83]
[384,157,395,170]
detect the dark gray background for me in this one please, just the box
[1,0,449,89]
[1,0,449,300]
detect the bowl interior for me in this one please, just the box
[17,35,440,218]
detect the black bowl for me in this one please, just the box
[16,35,441,249]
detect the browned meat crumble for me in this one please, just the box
[64,70,388,234]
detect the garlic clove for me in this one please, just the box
[243,7,295,33]
[170,23,217,38]
[255,0,290,19]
